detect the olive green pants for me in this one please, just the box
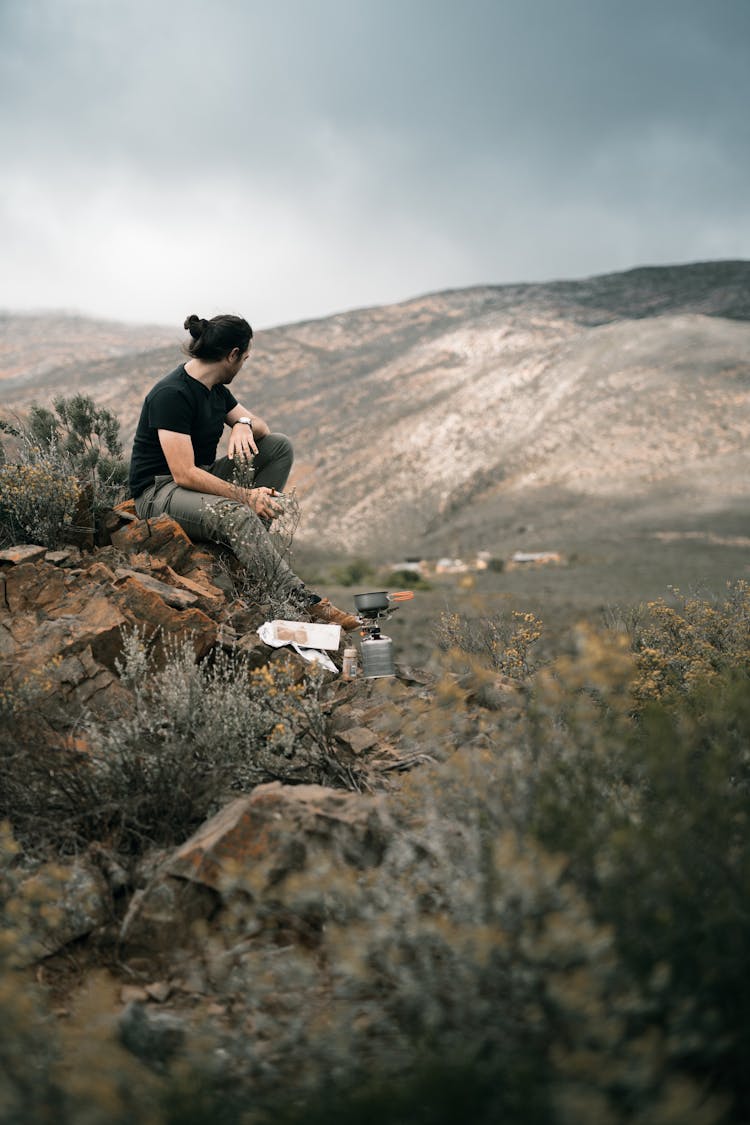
[134,433,303,599]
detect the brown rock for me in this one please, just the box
[79,560,117,584]
[118,782,391,952]
[113,575,217,661]
[233,631,275,670]
[44,548,79,567]
[226,602,265,634]
[335,726,380,754]
[0,540,218,723]
[358,700,404,735]
[3,561,66,614]
[110,514,198,573]
[114,498,138,518]
[47,591,128,670]
[167,783,388,894]
[0,544,48,565]
[98,502,138,544]
[114,567,199,610]
[149,562,226,612]
[49,646,125,716]
[145,981,172,1003]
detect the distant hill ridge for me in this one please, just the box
[2,260,749,555]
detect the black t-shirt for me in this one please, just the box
[128,365,238,497]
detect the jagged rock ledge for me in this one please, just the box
[1,506,521,998]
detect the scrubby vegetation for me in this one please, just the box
[0,394,128,547]
[1,566,749,1121]
[436,605,544,678]
[0,631,363,861]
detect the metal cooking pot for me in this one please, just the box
[353,590,414,613]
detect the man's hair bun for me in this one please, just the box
[181,312,253,361]
[184,314,207,339]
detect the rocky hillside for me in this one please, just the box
[0,512,440,965]
[2,260,749,557]
[3,508,749,1123]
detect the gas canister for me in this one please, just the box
[360,633,395,678]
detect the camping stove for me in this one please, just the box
[353,591,413,678]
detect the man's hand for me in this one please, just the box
[246,487,282,519]
[227,422,258,462]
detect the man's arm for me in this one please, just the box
[157,430,280,518]
[225,404,270,462]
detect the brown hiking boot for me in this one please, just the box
[308,598,360,632]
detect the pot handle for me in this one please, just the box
[388,590,414,603]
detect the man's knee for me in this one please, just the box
[259,432,294,464]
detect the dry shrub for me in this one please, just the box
[0,454,81,548]
[608,580,750,705]
[0,395,128,549]
[1,630,361,859]
[436,607,543,678]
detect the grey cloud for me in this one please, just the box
[0,0,748,325]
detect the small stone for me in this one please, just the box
[358,701,403,735]
[145,981,172,1003]
[118,1002,185,1070]
[120,985,149,1004]
[45,549,75,566]
[335,726,380,754]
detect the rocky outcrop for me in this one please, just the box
[0,514,483,974]
[0,515,228,724]
[120,781,389,951]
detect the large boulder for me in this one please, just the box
[120,782,389,951]
[169,782,389,888]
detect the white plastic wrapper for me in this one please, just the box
[291,645,338,672]
[257,619,342,651]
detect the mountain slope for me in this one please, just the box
[1,261,749,556]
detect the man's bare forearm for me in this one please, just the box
[170,464,280,519]
[173,464,251,501]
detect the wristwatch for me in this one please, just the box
[236,417,254,428]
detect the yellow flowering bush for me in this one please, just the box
[626,581,750,703]
[436,607,543,678]
[0,457,81,548]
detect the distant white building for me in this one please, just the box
[435,557,469,574]
[508,551,563,568]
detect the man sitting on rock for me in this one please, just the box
[128,312,358,630]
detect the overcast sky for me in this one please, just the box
[1,0,748,329]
